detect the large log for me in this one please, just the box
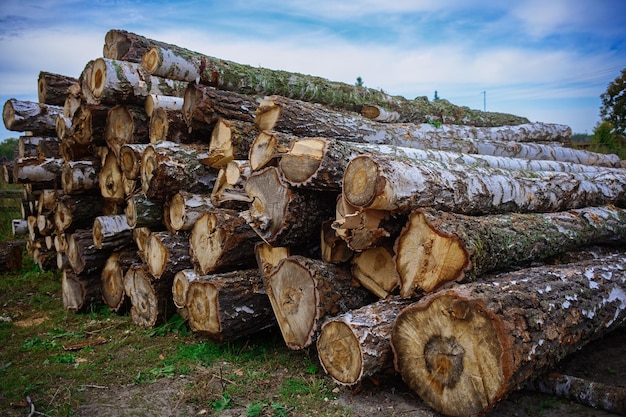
[317,296,414,386]
[144,231,194,280]
[189,210,260,275]
[125,192,163,229]
[241,166,335,246]
[93,214,133,250]
[141,43,528,127]
[395,206,626,296]
[141,141,216,200]
[83,58,187,106]
[67,228,112,275]
[256,95,620,167]
[265,255,375,350]
[38,71,78,106]
[62,158,100,194]
[342,154,626,214]
[185,269,276,342]
[54,194,104,233]
[101,248,139,312]
[391,251,626,417]
[62,268,102,313]
[124,264,175,327]
[103,29,178,63]
[3,98,62,135]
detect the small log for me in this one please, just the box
[141,44,527,126]
[18,136,60,159]
[101,248,140,312]
[125,192,163,229]
[242,166,335,246]
[172,269,200,309]
[12,157,63,187]
[342,154,626,214]
[62,158,100,194]
[62,268,102,313]
[36,214,54,236]
[166,191,215,232]
[189,210,260,275]
[67,228,112,275]
[249,130,297,171]
[0,240,25,272]
[104,29,177,63]
[256,95,620,167]
[63,82,82,119]
[38,71,78,105]
[54,194,104,233]
[149,107,192,144]
[145,94,183,118]
[56,114,71,141]
[17,135,40,158]
[185,269,276,342]
[320,220,353,264]
[3,98,62,135]
[132,227,152,263]
[141,141,216,200]
[104,104,150,157]
[93,214,133,250]
[60,139,94,162]
[124,264,175,327]
[317,296,414,385]
[83,58,187,106]
[351,244,399,299]
[98,148,125,202]
[144,231,194,280]
[395,206,626,296]
[526,372,626,415]
[37,189,60,215]
[119,143,149,180]
[391,251,626,417]
[265,255,375,350]
[206,119,259,169]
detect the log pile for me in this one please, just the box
[3,28,626,416]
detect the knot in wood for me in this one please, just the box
[424,335,465,389]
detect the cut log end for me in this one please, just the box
[190,212,224,275]
[343,155,383,208]
[90,58,107,99]
[255,97,281,131]
[317,321,363,385]
[392,294,505,417]
[395,211,470,296]
[186,281,221,335]
[2,100,16,130]
[351,245,398,298]
[279,138,325,185]
[141,46,161,74]
[249,131,278,171]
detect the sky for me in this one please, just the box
[1,0,625,142]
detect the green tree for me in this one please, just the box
[434,90,440,101]
[600,68,626,136]
[0,138,18,160]
[355,76,364,87]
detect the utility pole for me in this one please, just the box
[482,91,486,111]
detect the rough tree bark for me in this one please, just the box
[391,251,626,417]
[395,206,626,296]
[67,228,112,275]
[125,192,163,229]
[38,71,77,105]
[103,29,178,63]
[62,159,100,194]
[265,255,375,350]
[141,44,527,126]
[342,154,626,214]
[185,269,276,342]
[92,214,133,250]
[3,98,62,135]
[144,231,194,280]
[189,210,260,275]
[317,296,414,385]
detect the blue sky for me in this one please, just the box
[1,0,625,142]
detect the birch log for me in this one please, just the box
[104,29,178,63]
[166,191,215,232]
[145,94,183,118]
[342,154,626,214]
[3,99,62,135]
[395,206,626,296]
[92,214,133,250]
[12,157,63,187]
[256,95,619,167]
[391,251,626,417]
[62,159,100,194]
[141,44,527,126]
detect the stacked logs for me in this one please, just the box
[3,29,626,417]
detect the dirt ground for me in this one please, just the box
[71,328,626,417]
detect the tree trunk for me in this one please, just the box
[38,71,78,105]
[104,104,150,157]
[124,264,175,327]
[12,157,63,187]
[62,268,102,313]
[256,96,620,168]
[182,83,258,134]
[83,58,187,106]
[317,296,414,385]
[144,231,194,280]
[3,98,62,135]
[265,255,375,350]
[125,192,163,229]
[185,269,276,342]
[93,214,133,250]
[103,29,178,63]
[141,141,217,200]
[242,166,336,246]
[119,143,149,180]
[145,94,183,118]
[98,148,125,202]
[67,228,112,275]
[205,119,259,169]
[54,194,104,233]
[526,372,626,415]
[342,155,626,214]
[189,210,260,275]
[101,248,139,312]
[141,44,528,127]
[351,244,400,299]
[395,206,626,296]
[166,191,215,232]
[62,159,100,194]
[0,240,25,272]
[391,251,626,417]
